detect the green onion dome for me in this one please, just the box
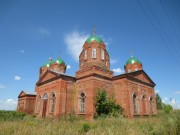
[86,35,103,44]
[52,57,65,65]
[42,61,53,67]
[42,57,65,67]
[125,56,141,66]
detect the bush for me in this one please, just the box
[0,110,26,121]
[95,89,123,117]
[162,103,173,113]
[82,123,91,132]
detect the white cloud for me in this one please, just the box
[67,65,71,69]
[103,37,112,46]
[162,99,165,103]
[110,58,117,64]
[0,99,17,110]
[112,68,124,74]
[64,31,89,61]
[99,35,112,46]
[0,84,5,89]
[162,97,180,109]
[155,90,159,94]
[14,75,21,81]
[39,28,50,36]
[7,99,17,105]
[174,91,180,94]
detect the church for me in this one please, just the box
[17,31,157,119]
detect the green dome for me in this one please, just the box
[125,56,141,66]
[86,35,103,44]
[42,61,52,67]
[52,57,65,65]
[42,57,65,67]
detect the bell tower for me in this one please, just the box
[76,30,113,79]
[124,55,143,73]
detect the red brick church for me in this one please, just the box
[17,32,157,119]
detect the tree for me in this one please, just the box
[156,93,163,110]
[162,103,173,113]
[95,89,123,117]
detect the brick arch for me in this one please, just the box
[149,95,153,101]
[132,92,138,114]
[50,91,56,97]
[132,92,138,98]
[141,94,147,114]
[79,91,87,97]
[79,91,86,113]
[149,96,153,114]
[43,93,48,99]
[49,91,56,113]
[38,95,42,99]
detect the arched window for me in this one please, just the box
[128,69,131,73]
[92,49,96,58]
[101,49,104,60]
[150,96,153,114]
[84,50,88,60]
[50,93,56,113]
[135,68,138,71]
[133,93,138,114]
[44,93,48,100]
[37,95,42,113]
[142,95,146,114]
[80,93,85,113]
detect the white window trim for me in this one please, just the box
[92,48,96,58]
[101,49,104,60]
[84,50,88,60]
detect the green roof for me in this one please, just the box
[125,56,141,66]
[42,61,53,67]
[52,57,65,65]
[86,35,103,44]
[42,57,65,67]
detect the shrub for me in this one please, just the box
[156,93,163,110]
[162,103,173,113]
[0,110,26,121]
[95,89,123,117]
[82,123,91,132]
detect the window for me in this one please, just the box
[135,68,138,71]
[150,96,153,114]
[101,49,104,60]
[84,50,87,60]
[44,93,48,100]
[37,96,42,113]
[50,93,56,112]
[92,49,96,58]
[128,69,131,73]
[133,93,138,114]
[142,95,146,114]
[80,93,85,113]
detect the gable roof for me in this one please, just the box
[113,70,155,87]
[18,90,36,98]
[36,69,76,86]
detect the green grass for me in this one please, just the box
[0,110,180,135]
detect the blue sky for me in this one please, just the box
[0,0,180,110]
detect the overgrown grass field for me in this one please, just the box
[0,110,180,135]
